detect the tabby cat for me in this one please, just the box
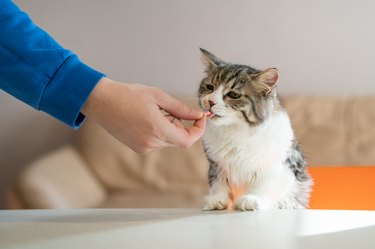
[198,49,312,211]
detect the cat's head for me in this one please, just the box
[198,48,280,127]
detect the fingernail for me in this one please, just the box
[195,110,204,118]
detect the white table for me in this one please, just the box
[0,209,374,249]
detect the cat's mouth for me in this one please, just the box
[207,111,222,119]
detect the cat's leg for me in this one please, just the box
[233,168,294,211]
[203,180,231,210]
[233,193,270,211]
[203,161,230,210]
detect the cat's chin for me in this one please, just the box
[207,119,222,126]
[208,115,223,122]
[208,114,221,119]
[207,116,236,126]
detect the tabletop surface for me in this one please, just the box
[1,208,375,249]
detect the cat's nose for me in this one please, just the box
[208,100,215,107]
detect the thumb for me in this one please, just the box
[156,91,203,120]
[159,114,207,148]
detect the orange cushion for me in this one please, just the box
[308,166,375,210]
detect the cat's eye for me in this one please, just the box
[206,84,215,91]
[227,91,241,99]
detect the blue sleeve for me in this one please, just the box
[0,0,105,128]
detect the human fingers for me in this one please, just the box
[184,115,207,143]
[164,114,184,129]
[155,90,203,120]
[159,114,207,148]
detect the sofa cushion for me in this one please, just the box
[17,146,106,208]
[282,96,349,165]
[99,192,204,208]
[75,121,209,197]
[309,166,375,210]
[347,97,375,164]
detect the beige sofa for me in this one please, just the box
[6,96,375,209]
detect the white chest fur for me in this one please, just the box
[203,111,294,187]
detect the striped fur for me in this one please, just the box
[199,49,312,211]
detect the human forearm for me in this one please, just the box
[0,0,104,127]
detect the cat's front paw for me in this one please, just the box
[233,195,265,211]
[203,194,229,211]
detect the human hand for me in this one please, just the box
[81,78,207,153]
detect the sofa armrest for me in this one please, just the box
[4,185,26,209]
[17,145,107,209]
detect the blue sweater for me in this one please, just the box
[0,0,105,128]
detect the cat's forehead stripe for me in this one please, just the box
[230,79,245,90]
[216,85,225,94]
[227,78,236,89]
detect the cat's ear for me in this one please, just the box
[200,48,225,72]
[254,68,279,96]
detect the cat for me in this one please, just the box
[198,48,312,211]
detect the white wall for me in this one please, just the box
[10,0,375,95]
[1,0,375,207]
